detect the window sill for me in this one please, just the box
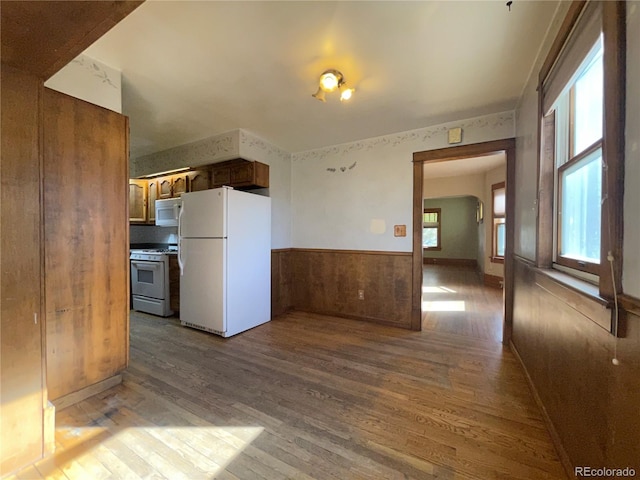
[423,247,442,251]
[533,267,612,334]
[490,256,504,264]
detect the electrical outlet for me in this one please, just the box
[358,289,365,300]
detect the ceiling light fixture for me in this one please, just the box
[312,69,355,102]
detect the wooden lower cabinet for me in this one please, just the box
[169,255,180,313]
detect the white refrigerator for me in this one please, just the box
[178,187,271,337]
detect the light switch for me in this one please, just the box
[394,225,406,237]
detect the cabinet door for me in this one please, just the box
[148,180,158,223]
[230,163,253,185]
[172,174,189,197]
[189,169,210,191]
[129,180,147,223]
[211,166,230,187]
[158,177,172,199]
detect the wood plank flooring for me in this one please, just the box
[15,266,565,479]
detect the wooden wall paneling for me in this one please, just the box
[1,1,144,79]
[290,249,412,328]
[512,257,640,474]
[0,65,45,476]
[271,249,293,318]
[43,88,129,400]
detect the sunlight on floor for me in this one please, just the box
[422,286,457,293]
[41,425,264,478]
[422,300,466,312]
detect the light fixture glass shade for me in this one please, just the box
[319,72,339,92]
[339,85,354,101]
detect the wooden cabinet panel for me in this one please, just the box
[211,166,231,188]
[189,169,210,192]
[230,163,253,184]
[44,88,129,400]
[129,179,147,223]
[172,174,189,197]
[1,66,44,476]
[148,180,158,223]
[169,255,180,313]
[158,177,172,199]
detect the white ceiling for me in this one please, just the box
[83,0,559,158]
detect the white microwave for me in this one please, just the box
[155,198,181,227]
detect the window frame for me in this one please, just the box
[536,1,625,301]
[491,181,506,263]
[422,208,441,251]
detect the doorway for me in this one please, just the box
[411,139,516,345]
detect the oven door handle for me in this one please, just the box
[177,203,185,276]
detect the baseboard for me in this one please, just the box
[52,374,122,411]
[423,257,477,267]
[291,307,412,330]
[509,340,573,478]
[483,273,503,289]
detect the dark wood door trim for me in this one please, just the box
[412,138,516,343]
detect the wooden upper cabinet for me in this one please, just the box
[211,166,231,188]
[211,160,269,189]
[129,180,147,223]
[158,177,172,199]
[189,168,210,192]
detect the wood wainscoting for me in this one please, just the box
[272,249,413,329]
[512,257,640,474]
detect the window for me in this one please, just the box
[537,1,625,299]
[491,182,506,262]
[550,37,603,275]
[422,208,441,250]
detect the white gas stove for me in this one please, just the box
[130,246,177,317]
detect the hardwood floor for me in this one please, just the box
[15,266,565,479]
[422,265,503,342]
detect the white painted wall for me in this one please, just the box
[424,173,486,273]
[423,196,479,260]
[45,54,122,113]
[131,130,240,178]
[239,130,292,249]
[291,112,515,252]
[623,2,640,298]
[423,172,485,200]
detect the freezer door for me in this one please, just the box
[180,188,227,238]
[179,238,226,334]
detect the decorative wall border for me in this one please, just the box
[292,111,514,163]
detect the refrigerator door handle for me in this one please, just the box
[177,202,185,276]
